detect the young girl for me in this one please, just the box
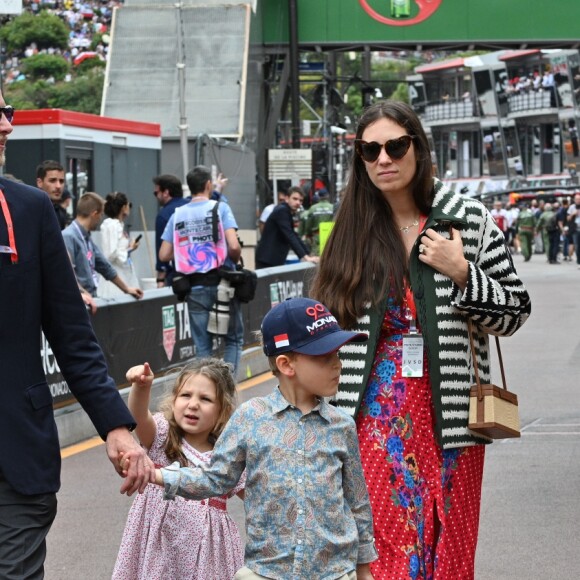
[112,358,245,580]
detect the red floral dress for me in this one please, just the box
[356,291,485,580]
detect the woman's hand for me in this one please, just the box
[417,227,469,290]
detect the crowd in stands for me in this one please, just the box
[1,0,122,85]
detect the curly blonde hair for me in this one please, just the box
[160,358,237,466]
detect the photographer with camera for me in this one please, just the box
[159,166,244,373]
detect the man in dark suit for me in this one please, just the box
[36,159,68,230]
[153,174,187,288]
[255,185,318,269]
[0,95,153,577]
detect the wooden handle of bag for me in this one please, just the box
[467,319,508,401]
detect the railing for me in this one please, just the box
[423,98,479,122]
[507,88,557,113]
[47,263,315,407]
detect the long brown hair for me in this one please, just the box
[160,358,237,466]
[310,100,434,328]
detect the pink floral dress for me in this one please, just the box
[112,413,245,580]
[356,292,485,580]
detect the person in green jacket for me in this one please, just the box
[304,189,335,255]
[536,202,561,263]
[515,204,536,261]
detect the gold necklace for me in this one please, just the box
[398,218,419,234]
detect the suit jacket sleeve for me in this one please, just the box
[273,206,309,258]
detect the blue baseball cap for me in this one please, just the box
[261,297,367,357]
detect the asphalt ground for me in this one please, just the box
[45,255,580,579]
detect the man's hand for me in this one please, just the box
[121,455,164,488]
[302,254,320,264]
[126,287,144,299]
[213,173,228,193]
[105,427,155,495]
[81,291,97,314]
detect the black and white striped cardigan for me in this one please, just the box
[336,178,531,449]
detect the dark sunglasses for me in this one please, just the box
[0,106,15,124]
[355,135,415,162]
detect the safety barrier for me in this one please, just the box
[48,263,315,408]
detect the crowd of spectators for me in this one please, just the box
[1,0,123,85]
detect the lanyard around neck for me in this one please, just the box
[0,189,18,264]
[72,220,92,252]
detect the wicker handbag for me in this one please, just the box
[467,320,521,439]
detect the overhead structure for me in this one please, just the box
[102,1,252,141]
[262,0,580,52]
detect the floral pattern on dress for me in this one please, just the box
[357,293,475,580]
[112,413,245,580]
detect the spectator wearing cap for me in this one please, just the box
[304,189,335,256]
[147,297,378,580]
[297,192,316,244]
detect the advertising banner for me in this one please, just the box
[47,265,314,407]
[263,0,580,46]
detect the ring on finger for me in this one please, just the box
[418,243,426,254]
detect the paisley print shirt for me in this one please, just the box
[162,387,378,579]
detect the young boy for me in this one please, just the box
[129,297,378,579]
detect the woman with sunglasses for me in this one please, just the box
[310,100,531,579]
[99,191,141,299]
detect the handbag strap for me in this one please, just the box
[467,319,508,401]
[448,222,507,401]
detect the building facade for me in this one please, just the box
[408,49,580,196]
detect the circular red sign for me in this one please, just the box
[359,0,443,27]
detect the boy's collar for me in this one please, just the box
[271,387,331,422]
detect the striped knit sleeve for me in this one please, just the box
[450,204,531,336]
[335,310,375,417]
